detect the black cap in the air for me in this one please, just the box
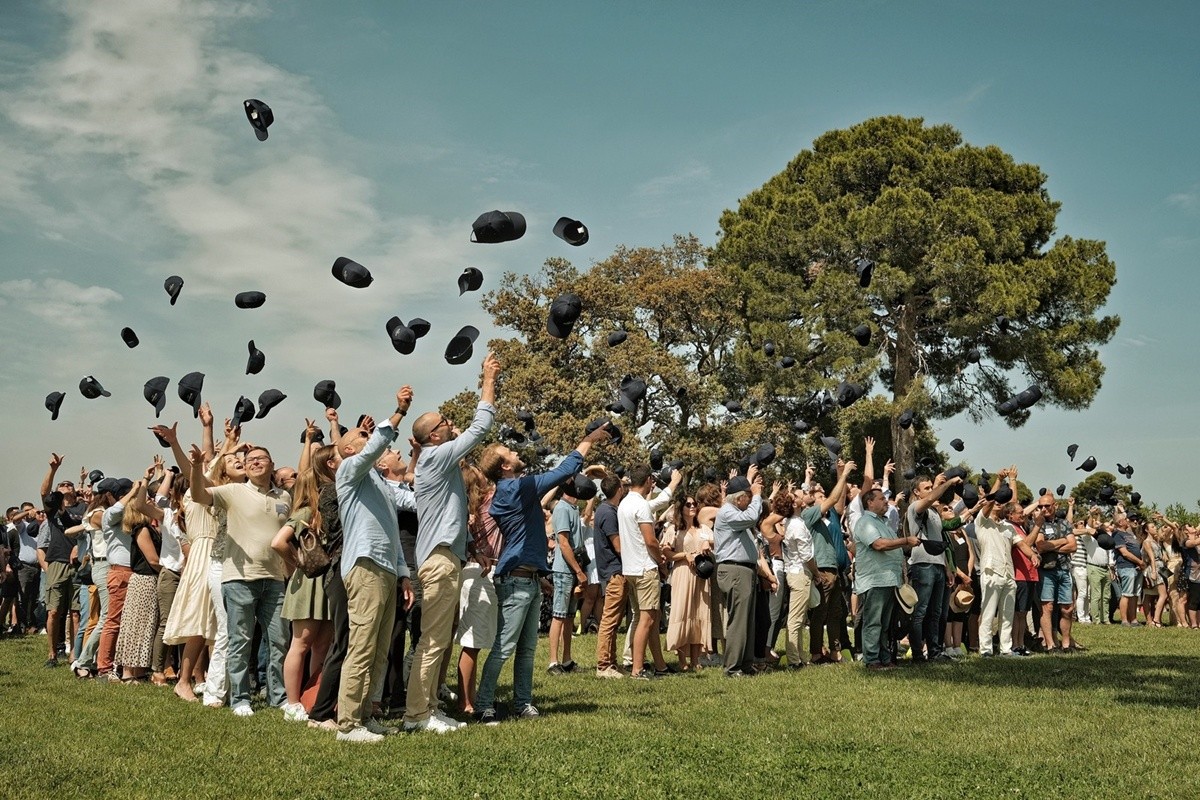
[244,98,274,141]
[144,376,169,418]
[836,381,863,408]
[458,267,483,295]
[408,318,431,339]
[852,324,871,347]
[1076,456,1097,472]
[178,372,204,417]
[546,293,583,339]
[1016,385,1043,409]
[777,356,796,369]
[256,389,286,419]
[121,327,139,348]
[751,443,776,468]
[164,275,184,306]
[390,321,417,355]
[445,326,480,365]
[553,217,589,246]
[232,396,256,427]
[1067,443,1078,461]
[854,257,874,288]
[246,340,265,375]
[898,409,914,429]
[470,210,526,243]
[79,376,111,399]
[950,438,964,452]
[763,341,776,357]
[313,379,341,410]
[966,347,981,364]
[45,391,64,420]
[820,435,842,456]
[618,375,647,415]
[585,417,622,445]
[1056,484,1066,497]
[607,330,627,347]
[235,291,266,309]
[332,257,374,289]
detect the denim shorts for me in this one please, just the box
[551,571,577,619]
[1116,567,1143,598]
[1039,569,1073,605]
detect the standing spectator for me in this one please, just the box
[780,490,819,669]
[13,504,44,635]
[853,488,916,670]
[190,443,291,716]
[404,355,498,733]
[114,480,161,683]
[1033,492,1077,651]
[36,489,79,667]
[547,477,592,675]
[905,472,962,662]
[664,496,713,672]
[593,473,628,679]
[973,473,1031,658]
[1008,505,1038,654]
[713,465,768,678]
[1112,510,1146,626]
[473,424,610,723]
[620,464,681,680]
[457,464,501,714]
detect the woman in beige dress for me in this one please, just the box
[664,497,713,671]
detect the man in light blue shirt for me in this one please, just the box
[854,489,919,670]
[331,386,416,743]
[404,354,499,733]
[714,465,768,677]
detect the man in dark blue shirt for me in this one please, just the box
[471,425,610,724]
[593,474,627,677]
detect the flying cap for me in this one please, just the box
[546,293,583,339]
[178,372,204,416]
[854,257,874,288]
[835,381,863,408]
[255,389,286,419]
[246,340,265,375]
[458,267,483,295]
[777,356,796,369]
[995,315,1010,334]
[408,318,431,338]
[79,376,111,399]
[1076,456,1097,472]
[997,398,1019,417]
[606,330,627,347]
[1016,385,1043,409]
[950,438,965,452]
[164,275,184,305]
[243,98,274,141]
[763,341,776,357]
[45,391,64,420]
[792,419,810,433]
[966,347,981,364]
[1067,443,1079,461]
[649,449,664,471]
[585,417,622,445]
[390,323,417,355]
[121,327,140,348]
[445,325,479,365]
[820,435,842,456]
[235,291,266,309]
[87,469,104,485]
[143,376,169,418]
[1130,491,1141,507]
[961,483,980,507]
[1056,484,1066,496]
[232,396,256,427]
[618,375,647,414]
[517,409,536,430]
[852,324,871,347]
[723,399,743,413]
[552,216,589,246]
[751,443,776,468]
[898,409,915,429]
[313,379,341,410]
[332,257,374,289]
[470,210,526,243]
[561,473,598,500]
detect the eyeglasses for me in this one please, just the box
[433,417,452,434]
[684,501,697,508]
[245,456,270,466]
[1038,505,1054,510]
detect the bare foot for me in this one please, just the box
[151,672,169,687]
[174,683,199,703]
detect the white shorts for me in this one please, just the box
[456,562,498,649]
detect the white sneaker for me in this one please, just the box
[336,725,384,744]
[231,702,254,717]
[282,702,308,723]
[433,711,467,730]
[193,682,207,694]
[403,714,462,734]
[364,717,395,736]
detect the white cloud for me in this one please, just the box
[0,278,122,327]
[633,162,714,200]
[1166,186,1198,214]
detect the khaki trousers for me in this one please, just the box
[338,559,397,732]
[403,547,460,723]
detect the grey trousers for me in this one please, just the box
[716,563,756,675]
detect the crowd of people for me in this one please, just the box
[4,356,1200,742]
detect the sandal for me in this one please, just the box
[120,676,149,685]
[74,666,95,679]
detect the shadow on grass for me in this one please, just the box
[889,653,1200,710]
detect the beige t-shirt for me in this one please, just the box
[209,482,291,583]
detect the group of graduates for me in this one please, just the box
[5,359,1200,742]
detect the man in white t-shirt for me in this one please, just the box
[191,444,291,716]
[617,464,679,680]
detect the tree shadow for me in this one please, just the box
[894,653,1200,710]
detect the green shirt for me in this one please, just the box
[801,505,838,569]
[853,511,903,592]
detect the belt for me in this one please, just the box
[509,566,540,579]
[93,557,107,562]
[721,561,757,570]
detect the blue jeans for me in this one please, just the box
[222,579,286,707]
[551,572,577,619]
[475,574,541,713]
[78,561,109,669]
[908,563,946,659]
[72,583,90,660]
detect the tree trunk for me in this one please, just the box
[891,300,919,492]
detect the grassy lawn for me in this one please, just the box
[0,625,1196,799]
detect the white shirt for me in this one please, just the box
[159,507,186,574]
[780,515,814,574]
[618,487,674,577]
[974,514,1015,578]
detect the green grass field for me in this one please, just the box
[0,625,1196,799]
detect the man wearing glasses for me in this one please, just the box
[190,443,291,716]
[1031,491,1077,652]
[403,354,500,733]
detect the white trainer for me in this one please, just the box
[282,702,309,723]
[231,702,254,717]
[336,725,384,744]
[403,714,462,734]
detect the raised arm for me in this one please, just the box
[860,437,876,493]
[188,445,214,506]
[41,452,64,502]
[913,472,960,514]
[198,403,215,464]
[821,460,856,514]
[447,359,500,460]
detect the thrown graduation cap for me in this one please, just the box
[1016,385,1043,409]
[944,466,968,482]
[585,417,622,445]
[723,399,743,413]
[1038,487,1047,497]
[961,483,980,507]
[607,330,628,347]
[232,396,256,427]
[997,398,1019,417]
[79,376,111,399]
[313,379,341,410]
[1076,456,1097,472]
[852,324,871,347]
[606,401,625,414]
[649,449,664,471]
[458,267,483,295]
[1130,491,1141,507]
[854,257,874,288]
[950,438,965,452]
[164,275,184,306]
[1056,484,1066,497]
[792,419,810,433]
[246,340,265,375]
[751,443,777,468]
[143,376,169,418]
[820,435,842,456]
[87,469,104,485]
[390,322,417,355]
[1067,443,1079,461]
[965,347,981,364]
[763,341,776,357]
[562,472,598,500]
[178,371,204,416]
[1099,485,1115,500]
[552,216,589,246]
[445,325,479,365]
[45,391,64,420]
[898,409,915,429]
[618,375,647,414]
[255,389,286,419]
[121,327,140,348]
[995,315,1010,334]
[243,98,273,141]
[777,356,796,369]
[517,409,535,430]
[1124,465,1134,478]
[546,293,583,339]
[235,291,266,309]
[470,210,526,243]
[408,318,431,339]
[835,381,863,408]
[987,485,1013,504]
[332,257,373,289]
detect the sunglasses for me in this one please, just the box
[684,501,697,507]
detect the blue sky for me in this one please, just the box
[1,1,1196,507]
